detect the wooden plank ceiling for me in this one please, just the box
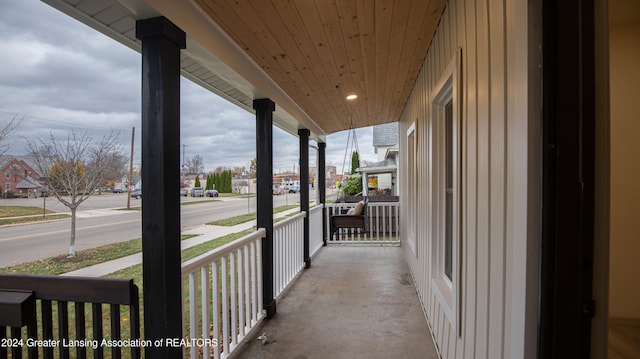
[194,0,446,134]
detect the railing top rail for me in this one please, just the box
[309,205,323,213]
[326,201,400,207]
[181,228,266,274]
[0,274,136,305]
[273,211,306,231]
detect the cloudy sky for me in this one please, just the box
[0,0,377,174]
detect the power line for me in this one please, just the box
[0,110,133,133]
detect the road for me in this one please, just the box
[0,191,322,268]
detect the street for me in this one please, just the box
[0,191,323,268]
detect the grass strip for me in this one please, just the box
[218,193,255,198]
[0,214,70,226]
[181,199,218,205]
[208,213,256,226]
[0,206,56,217]
[0,234,198,275]
[108,229,253,282]
[207,204,299,226]
[0,205,66,225]
[0,239,142,275]
[116,206,141,211]
[116,199,219,211]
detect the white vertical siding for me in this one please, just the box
[399,0,534,358]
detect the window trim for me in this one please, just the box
[430,49,461,334]
[406,122,417,256]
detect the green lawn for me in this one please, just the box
[0,213,70,226]
[0,206,69,225]
[181,199,218,205]
[218,192,255,198]
[0,234,198,275]
[0,206,55,217]
[207,204,299,226]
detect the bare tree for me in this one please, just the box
[100,151,129,188]
[0,115,22,159]
[186,154,204,175]
[25,129,124,257]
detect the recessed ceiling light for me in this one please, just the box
[346,94,358,100]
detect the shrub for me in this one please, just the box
[341,175,363,196]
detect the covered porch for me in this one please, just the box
[6,0,612,358]
[2,0,444,357]
[179,201,407,359]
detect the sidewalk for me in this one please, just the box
[60,207,301,277]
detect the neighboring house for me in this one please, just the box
[372,122,398,162]
[114,174,141,191]
[15,176,44,197]
[0,156,45,196]
[357,154,397,197]
[272,173,314,190]
[231,178,255,194]
[358,123,399,196]
[272,173,299,190]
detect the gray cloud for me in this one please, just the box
[0,0,377,175]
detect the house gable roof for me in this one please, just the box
[0,156,45,178]
[373,123,399,147]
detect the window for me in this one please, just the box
[4,172,9,179]
[430,50,461,332]
[444,100,454,281]
[406,123,417,255]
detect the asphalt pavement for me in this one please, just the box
[60,206,301,277]
[0,190,338,269]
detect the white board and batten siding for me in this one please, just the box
[399,0,537,358]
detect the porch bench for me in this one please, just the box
[330,200,368,235]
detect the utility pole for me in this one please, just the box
[127,127,135,209]
[182,144,186,186]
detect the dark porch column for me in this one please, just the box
[254,98,276,318]
[136,17,185,358]
[298,129,310,268]
[318,142,327,245]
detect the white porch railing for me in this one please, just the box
[181,229,266,359]
[325,202,400,244]
[273,212,306,298]
[179,209,325,358]
[309,205,324,257]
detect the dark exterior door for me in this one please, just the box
[539,0,597,357]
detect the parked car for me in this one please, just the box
[273,187,284,195]
[179,188,188,196]
[131,188,142,199]
[205,189,219,197]
[191,187,204,197]
[113,188,124,193]
[288,186,300,193]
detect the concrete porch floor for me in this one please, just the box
[237,246,439,359]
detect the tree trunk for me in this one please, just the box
[68,206,77,257]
